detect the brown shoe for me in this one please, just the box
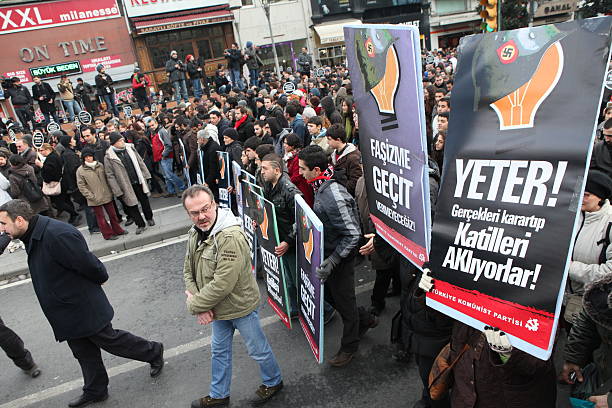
[190,396,229,408]
[250,381,283,405]
[329,351,354,367]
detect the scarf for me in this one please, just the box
[84,161,97,168]
[234,114,248,130]
[307,165,334,192]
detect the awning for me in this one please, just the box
[132,6,233,35]
[314,19,361,45]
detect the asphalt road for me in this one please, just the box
[0,241,421,408]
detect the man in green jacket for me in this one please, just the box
[182,185,283,408]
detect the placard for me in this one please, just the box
[216,151,230,208]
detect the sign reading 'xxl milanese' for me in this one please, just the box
[0,0,120,35]
[427,17,612,360]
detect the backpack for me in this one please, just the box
[15,172,43,202]
[596,222,612,264]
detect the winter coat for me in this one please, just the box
[297,52,312,73]
[223,140,243,166]
[290,114,307,146]
[8,164,50,214]
[23,215,114,341]
[564,274,612,389]
[94,73,114,96]
[76,162,114,207]
[310,130,333,156]
[57,81,75,101]
[7,85,32,106]
[165,58,187,82]
[286,153,313,207]
[75,82,95,101]
[216,118,231,143]
[313,176,361,260]
[200,138,221,192]
[0,172,11,205]
[236,117,255,143]
[591,141,612,178]
[32,82,56,114]
[104,144,151,207]
[321,96,342,125]
[152,126,174,161]
[331,143,362,197]
[131,73,150,94]
[183,208,260,320]
[568,201,612,296]
[263,173,301,245]
[450,322,557,408]
[20,148,37,168]
[60,148,81,194]
[83,138,110,164]
[186,61,202,79]
[182,130,199,169]
[225,49,243,71]
[244,47,260,70]
[41,150,63,183]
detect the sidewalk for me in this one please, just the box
[0,202,192,283]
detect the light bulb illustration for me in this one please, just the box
[304,229,314,264]
[257,199,269,241]
[218,155,226,179]
[355,28,400,114]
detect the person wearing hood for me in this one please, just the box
[7,154,50,215]
[265,117,290,156]
[186,55,203,99]
[104,133,154,235]
[327,124,362,197]
[565,170,612,325]
[166,50,188,103]
[95,64,119,117]
[196,126,221,200]
[562,275,612,408]
[182,185,284,407]
[244,42,262,88]
[77,148,127,241]
[320,95,342,126]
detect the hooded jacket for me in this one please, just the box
[331,143,362,197]
[184,207,260,320]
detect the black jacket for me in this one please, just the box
[263,173,301,245]
[41,150,63,183]
[24,216,114,341]
[31,82,56,114]
[85,138,110,164]
[165,58,187,82]
[187,61,202,79]
[225,49,243,70]
[200,138,221,194]
[223,140,243,166]
[60,148,82,194]
[95,73,114,96]
[7,85,32,106]
[236,117,255,143]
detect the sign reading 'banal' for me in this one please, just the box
[0,0,121,35]
[124,0,227,17]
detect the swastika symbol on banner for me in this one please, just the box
[502,47,514,59]
[525,318,539,332]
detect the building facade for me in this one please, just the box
[428,0,480,50]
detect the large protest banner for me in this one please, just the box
[344,25,431,268]
[295,195,325,363]
[427,18,612,360]
[241,179,259,275]
[216,151,231,208]
[245,182,292,328]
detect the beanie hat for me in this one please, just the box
[585,170,612,201]
[59,135,72,148]
[109,132,123,146]
[96,64,104,72]
[51,130,64,139]
[246,41,253,48]
[81,147,95,161]
[222,128,238,141]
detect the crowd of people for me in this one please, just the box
[0,46,611,408]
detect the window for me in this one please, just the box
[242,0,254,5]
[318,45,346,67]
[318,0,350,15]
[435,0,470,15]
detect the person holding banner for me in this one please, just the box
[298,145,378,367]
[182,185,284,407]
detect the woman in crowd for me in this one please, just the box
[7,154,51,215]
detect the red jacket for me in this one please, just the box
[152,133,165,163]
[287,154,314,207]
[132,73,150,89]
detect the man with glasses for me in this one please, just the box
[182,185,283,408]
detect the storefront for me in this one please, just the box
[313,18,360,67]
[430,20,480,49]
[0,0,136,90]
[124,0,235,90]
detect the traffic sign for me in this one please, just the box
[283,82,296,94]
[78,111,92,125]
[32,131,44,149]
[606,70,612,91]
[123,105,133,118]
[47,122,60,133]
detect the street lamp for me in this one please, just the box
[261,0,281,78]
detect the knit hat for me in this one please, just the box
[246,41,253,48]
[81,147,95,161]
[222,128,238,141]
[51,130,64,140]
[96,64,104,72]
[59,135,72,148]
[585,170,612,200]
[0,147,11,159]
[109,132,123,146]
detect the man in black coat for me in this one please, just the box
[6,77,33,131]
[0,200,164,408]
[196,126,221,200]
[31,76,59,125]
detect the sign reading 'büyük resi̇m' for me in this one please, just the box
[295,195,325,363]
[344,25,431,268]
[427,17,612,360]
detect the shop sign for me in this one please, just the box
[29,61,82,80]
[124,0,226,17]
[82,55,123,72]
[534,0,577,17]
[135,15,233,34]
[3,70,32,83]
[0,0,120,35]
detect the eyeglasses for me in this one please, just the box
[188,202,214,218]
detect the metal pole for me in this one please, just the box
[498,0,502,31]
[528,0,535,27]
[263,1,281,78]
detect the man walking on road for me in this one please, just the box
[182,185,283,408]
[0,200,164,408]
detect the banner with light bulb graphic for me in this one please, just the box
[426,17,612,360]
[345,24,432,270]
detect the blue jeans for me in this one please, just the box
[249,69,259,87]
[43,112,60,125]
[229,69,243,90]
[192,79,202,98]
[172,80,188,103]
[160,158,185,194]
[102,94,119,117]
[62,99,81,122]
[210,310,282,399]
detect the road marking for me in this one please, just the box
[0,282,375,408]
[76,203,183,232]
[0,236,189,291]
